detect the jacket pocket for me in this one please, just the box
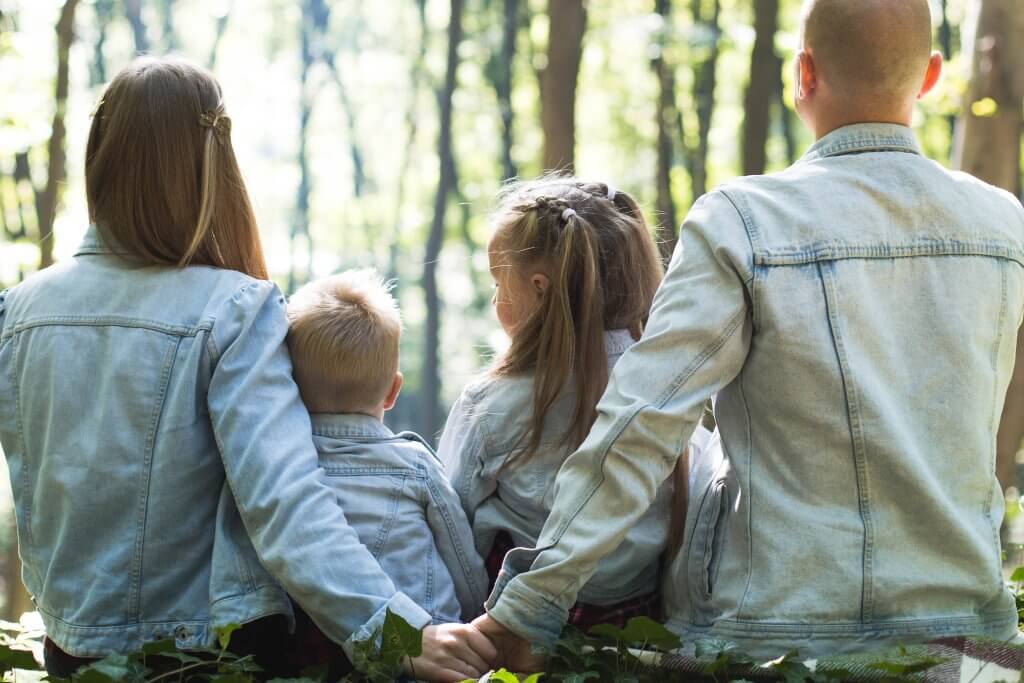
[688,479,729,603]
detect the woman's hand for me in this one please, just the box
[471,614,546,674]
[403,623,499,682]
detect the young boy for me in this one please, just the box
[285,269,488,626]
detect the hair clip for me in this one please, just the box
[606,184,617,201]
[199,109,231,143]
[562,208,577,222]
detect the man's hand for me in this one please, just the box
[403,623,498,682]
[471,613,546,674]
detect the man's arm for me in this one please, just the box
[484,191,755,646]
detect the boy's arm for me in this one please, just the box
[424,455,490,621]
[484,191,754,646]
[437,392,496,525]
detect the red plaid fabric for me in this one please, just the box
[485,531,661,631]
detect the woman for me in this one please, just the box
[0,57,493,682]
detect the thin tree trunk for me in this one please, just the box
[690,0,721,201]
[776,54,798,165]
[37,0,80,271]
[742,0,778,176]
[290,2,316,294]
[421,0,464,440]
[540,0,585,172]
[939,0,956,146]
[90,0,113,86]
[161,0,176,52]
[497,0,518,181]
[207,1,233,70]
[953,0,1024,491]
[124,0,148,55]
[652,0,679,261]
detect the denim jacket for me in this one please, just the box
[439,330,715,605]
[487,124,1024,657]
[311,413,487,623]
[0,226,432,657]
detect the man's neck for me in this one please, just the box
[810,100,914,140]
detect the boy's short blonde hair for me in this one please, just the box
[286,269,402,414]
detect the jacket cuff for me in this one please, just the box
[342,592,433,659]
[486,578,569,647]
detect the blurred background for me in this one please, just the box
[0,0,1021,619]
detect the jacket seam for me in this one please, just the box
[986,263,1009,587]
[755,243,1024,267]
[9,316,210,338]
[10,334,40,590]
[129,336,182,621]
[819,261,874,623]
[423,471,486,607]
[736,368,755,620]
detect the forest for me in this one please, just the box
[0,0,1022,623]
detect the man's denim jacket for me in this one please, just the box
[439,330,716,605]
[311,413,487,622]
[487,124,1024,657]
[0,226,432,657]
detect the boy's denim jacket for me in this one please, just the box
[486,124,1024,657]
[311,413,487,623]
[0,226,432,657]
[439,330,715,606]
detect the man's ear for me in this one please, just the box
[796,49,817,101]
[918,51,943,99]
[382,371,403,412]
[531,273,550,298]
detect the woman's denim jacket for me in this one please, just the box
[486,124,1024,657]
[438,330,715,605]
[0,226,432,657]
[311,413,487,623]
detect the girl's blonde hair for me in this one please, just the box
[490,177,664,464]
[86,57,267,279]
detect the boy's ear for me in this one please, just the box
[382,372,403,412]
[531,273,550,297]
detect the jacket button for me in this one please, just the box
[174,625,189,640]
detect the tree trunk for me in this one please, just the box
[741,0,779,176]
[540,0,585,172]
[290,1,316,294]
[690,0,720,201]
[496,0,518,181]
[652,0,679,261]
[89,0,113,86]
[953,0,1024,491]
[161,0,176,52]
[421,0,464,440]
[124,0,148,54]
[37,0,80,271]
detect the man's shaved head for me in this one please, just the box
[801,0,933,103]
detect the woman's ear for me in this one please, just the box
[531,273,550,298]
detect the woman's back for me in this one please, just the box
[0,226,292,652]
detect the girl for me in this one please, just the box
[438,177,715,629]
[0,57,492,683]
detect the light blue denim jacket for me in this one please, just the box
[0,226,432,657]
[439,330,715,605]
[487,124,1024,657]
[311,413,487,623]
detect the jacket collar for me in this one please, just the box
[799,123,921,164]
[310,413,395,439]
[74,224,130,257]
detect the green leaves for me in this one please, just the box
[588,617,681,652]
[216,623,242,651]
[380,608,423,663]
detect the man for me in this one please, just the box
[472,0,1024,667]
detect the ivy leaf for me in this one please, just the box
[587,624,624,643]
[1012,567,1024,583]
[380,610,423,664]
[487,668,520,683]
[560,672,600,683]
[75,654,135,682]
[522,674,544,683]
[867,654,949,675]
[147,650,206,666]
[694,638,740,660]
[139,639,177,656]
[216,623,242,651]
[0,641,40,671]
[618,617,682,651]
[761,650,812,683]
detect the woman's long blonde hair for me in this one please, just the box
[490,177,664,465]
[86,57,267,279]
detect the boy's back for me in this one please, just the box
[311,413,487,624]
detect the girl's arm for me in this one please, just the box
[207,281,493,680]
[423,456,490,620]
[437,390,497,530]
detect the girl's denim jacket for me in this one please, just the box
[0,226,432,657]
[311,413,487,623]
[485,124,1024,657]
[438,330,714,606]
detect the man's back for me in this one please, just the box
[665,123,1024,654]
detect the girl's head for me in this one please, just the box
[86,57,267,279]
[489,177,664,459]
